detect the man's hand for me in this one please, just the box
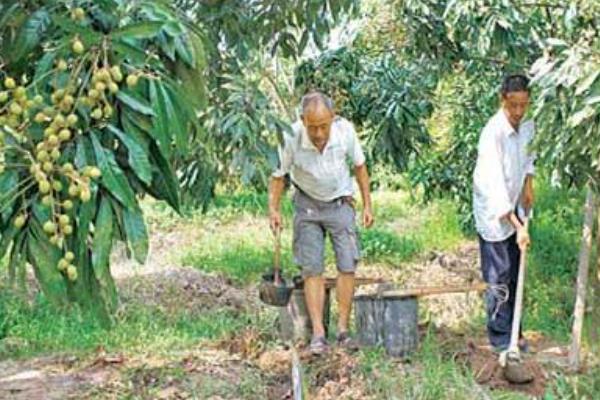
[521,175,534,210]
[362,206,374,228]
[270,210,282,233]
[516,225,530,250]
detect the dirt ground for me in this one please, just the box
[0,219,578,399]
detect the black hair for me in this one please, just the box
[501,74,530,95]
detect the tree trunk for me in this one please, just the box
[590,198,600,345]
[569,188,595,371]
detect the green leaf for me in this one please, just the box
[27,219,68,307]
[8,230,26,288]
[159,83,187,152]
[121,111,151,151]
[575,70,600,96]
[123,204,148,264]
[73,184,97,265]
[92,197,118,312]
[0,215,19,261]
[10,9,51,63]
[117,90,155,116]
[112,39,148,65]
[148,80,172,158]
[0,3,21,31]
[0,169,18,217]
[145,142,180,212]
[112,21,165,39]
[75,135,96,169]
[34,51,57,80]
[106,124,152,184]
[90,133,137,209]
[174,34,194,66]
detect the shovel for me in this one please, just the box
[499,214,534,384]
[258,228,293,307]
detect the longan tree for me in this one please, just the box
[0,0,204,323]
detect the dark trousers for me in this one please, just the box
[478,233,521,349]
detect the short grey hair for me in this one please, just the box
[301,92,334,114]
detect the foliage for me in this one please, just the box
[393,0,600,220]
[295,46,435,171]
[0,0,204,322]
[176,0,360,196]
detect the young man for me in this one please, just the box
[268,91,374,354]
[473,74,535,352]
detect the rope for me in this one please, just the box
[487,283,509,320]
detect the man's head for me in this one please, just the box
[501,74,530,128]
[301,92,335,151]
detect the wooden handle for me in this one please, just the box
[379,282,488,298]
[273,228,282,284]
[324,277,385,288]
[508,245,527,354]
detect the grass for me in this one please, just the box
[181,240,296,285]
[524,182,586,341]
[0,291,254,359]
[179,190,468,284]
[0,181,596,398]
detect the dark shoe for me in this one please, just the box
[336,332,360,351]
[309,336,329,355]
[503,359,534,384]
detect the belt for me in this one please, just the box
[291,180,355,208]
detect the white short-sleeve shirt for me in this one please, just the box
[273,117,366,202]
[473,110,536,242]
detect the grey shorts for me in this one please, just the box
[292,190,361,277]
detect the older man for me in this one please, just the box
[269,92,374,354]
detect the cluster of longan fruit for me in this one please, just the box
[0,5,143,281]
